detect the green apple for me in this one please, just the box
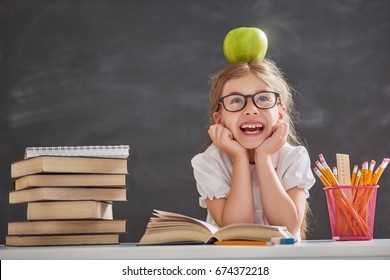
[223,27,268,64]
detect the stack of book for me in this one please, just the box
[6,145,130,246]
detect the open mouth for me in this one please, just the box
[240,123,264,134]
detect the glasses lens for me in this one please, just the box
[254,92,277,109]
[223,95,246,112]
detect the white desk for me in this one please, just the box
[0,239,389,260]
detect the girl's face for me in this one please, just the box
[213,72,285,150]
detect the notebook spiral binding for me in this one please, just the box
[24,145,130,159]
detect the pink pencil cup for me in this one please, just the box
[324,185,379,241]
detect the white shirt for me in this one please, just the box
[191,143,316,240]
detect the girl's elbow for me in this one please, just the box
[287,224,300,236]
[287,216,303,236]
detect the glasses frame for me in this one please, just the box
[217,91,281,112]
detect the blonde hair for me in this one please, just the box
[208,58,311,239]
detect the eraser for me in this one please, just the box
[280,238,295,245]
[270,237,281,245]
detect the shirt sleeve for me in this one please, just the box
[191,153,231,208]
[279,146,316,197]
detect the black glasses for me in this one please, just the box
[218,91,280,112]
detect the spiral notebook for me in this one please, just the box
[24,145,130,159]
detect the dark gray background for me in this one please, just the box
[1,0,389,244]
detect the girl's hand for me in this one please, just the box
[208,124,246,158]
[255,122,289,159]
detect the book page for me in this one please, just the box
[215,223,292,241]
[153,210,219,234]
[191,217,219,234]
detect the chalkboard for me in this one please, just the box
[1,0,389,244]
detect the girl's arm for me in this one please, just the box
[255,154,306,235]
[206,124,254,227]
[254,122,306,235]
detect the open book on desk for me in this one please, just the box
[138,210,293,245]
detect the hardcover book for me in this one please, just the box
[11,156,128,178]
[27,201,114,220]
[8,220,126,235]
[5,234,119,246]
[14,174,126,190]
[9,187,127,204]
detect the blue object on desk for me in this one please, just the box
[280,238,295,244]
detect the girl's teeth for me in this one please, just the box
[240,124,264,134]
[240,124,263,129]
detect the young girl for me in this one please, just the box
[191,59,315,240]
